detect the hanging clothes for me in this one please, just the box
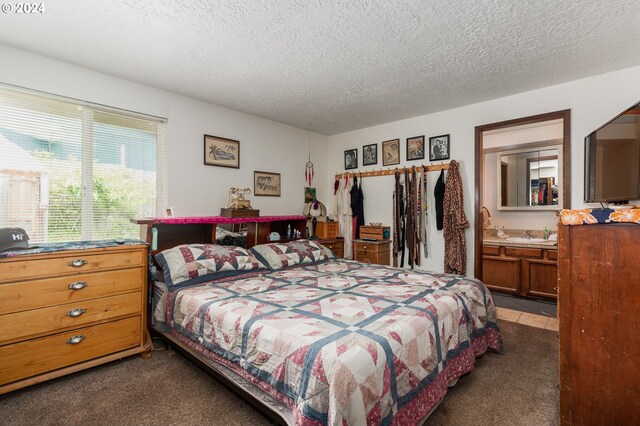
[434,168,446,231]
[355,178,365,238]
[350,176,359,240]
[421,165,428,256]
[413,167,421,267]
[350,176,365,239]
[392,171,406,267]
[443,160,470,275]
[405,169,415,269]
[399,172,407,267]
[338,177,354,259]
[392,172,401,267]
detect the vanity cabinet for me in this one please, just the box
[482,253,520,295]
[483,245,557,300]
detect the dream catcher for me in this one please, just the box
[305,123,314,186]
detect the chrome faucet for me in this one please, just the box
[524,230,531,239]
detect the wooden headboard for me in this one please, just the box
[131,215,308,260]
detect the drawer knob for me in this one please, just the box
[67,335,86,345]
[69,259,88,268]
[67,308,86,317]
[68,281,88,291]
[553,287,558,292]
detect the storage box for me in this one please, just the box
[316,221,338,239]
[359,225,390,240]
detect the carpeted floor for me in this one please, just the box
[0,321,558,425]
[492,293,557,318]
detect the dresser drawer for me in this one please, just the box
[483,245,501,256]
[0,268,144,315]
[0,247,146,283]
[0,316,141,385]
[0,292,142,343]
[319,240,344,258]
[505,247,542,258]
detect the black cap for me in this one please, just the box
[0,228,30,251]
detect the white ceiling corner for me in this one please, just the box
[1,0,639,135]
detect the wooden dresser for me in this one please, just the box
[0,243,151,394]
[558,223,640,424]
[353,239,391,265]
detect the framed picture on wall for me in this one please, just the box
[406,135,425,161]
[204,134,240,168]
[429,134,450,161]
[363,143,377,166]
[344,148,358,170]
[254,171,281,196]
[304,187,316,203]
[382,139,400,166]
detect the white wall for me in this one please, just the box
[328,65,640,275]
[0,44,328,217]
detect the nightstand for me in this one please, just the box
[317,238,344,258]
[353,239,391,265]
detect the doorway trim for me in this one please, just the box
[474,109,571,281]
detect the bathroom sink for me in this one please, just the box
[505,237,551,244]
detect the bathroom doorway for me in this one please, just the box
[474,110,570,307]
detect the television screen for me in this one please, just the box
[584,102,640,203]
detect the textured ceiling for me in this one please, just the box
[1,0,639,135]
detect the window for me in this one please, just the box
[0,85,166,243]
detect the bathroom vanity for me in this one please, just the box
[482,233,557,300]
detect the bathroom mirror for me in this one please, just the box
[496,145,563,210]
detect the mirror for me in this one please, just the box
[497,146,563,210]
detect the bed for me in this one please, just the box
[145,228,502,425]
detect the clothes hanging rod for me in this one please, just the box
[335,162,450,179]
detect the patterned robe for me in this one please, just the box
[443,160,470,274]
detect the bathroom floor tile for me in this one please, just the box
[517,312,549,329]
[496,307,522,323]
[545,317,559,331]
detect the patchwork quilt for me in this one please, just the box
[166,260,501,425]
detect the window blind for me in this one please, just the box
[0,85,166,243]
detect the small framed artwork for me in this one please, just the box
[344,148,358,170]
[406,135,425,161]
[165,207,174,218]
[429,134,450,161]
[204,134,240,168]
[363,143,377,166]
[254,171,281,196]
[382,139,400,166]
